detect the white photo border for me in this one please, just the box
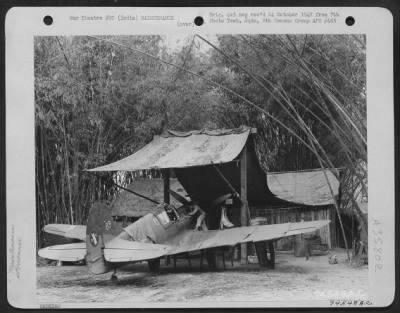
[5,6,395,308]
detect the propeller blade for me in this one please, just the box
[169,189,191,205]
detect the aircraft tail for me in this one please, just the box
[85,201,122,274]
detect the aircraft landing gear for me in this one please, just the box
[148,258,161,273]
[255,240,275,269]
[110,269,118,281]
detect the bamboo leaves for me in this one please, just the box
[35,35,367,253]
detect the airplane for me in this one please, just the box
[38,191,330,278]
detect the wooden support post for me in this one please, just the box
[240,146,248,264]
[267,241,275,269]
[255,241,268,267]
[163,169,170,204]
[327,208,332,249]
[276,214,282,250]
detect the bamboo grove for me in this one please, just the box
[34,35,366,249]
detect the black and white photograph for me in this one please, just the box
[5,7,395,308]
[33,32,370,303]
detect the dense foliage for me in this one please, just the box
[35,35,366,244]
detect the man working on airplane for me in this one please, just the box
[189,201,208,231]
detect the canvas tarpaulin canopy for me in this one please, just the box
[87,126,290,209]
[87,126,251,171]
[267,169,340,206]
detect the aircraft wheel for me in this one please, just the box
[148,258,161,273]
[110,269,118,281]
[111,273,118,281]
[206,249,217,271]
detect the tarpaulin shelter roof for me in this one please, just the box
[267,169,340,206]
[111,179,187,217]
[87,126,341,212]
[87,126,251,171]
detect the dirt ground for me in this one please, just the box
[37,248,368,305]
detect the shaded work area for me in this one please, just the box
[87,126,339,266]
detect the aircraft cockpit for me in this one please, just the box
[164,204,179,221]
[153,203,182,225]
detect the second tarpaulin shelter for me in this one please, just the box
[259,169,340,249]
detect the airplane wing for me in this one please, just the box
[165,220,330,255]
[100,220,329,263]
[43,224,87,241]
[38,242,86,262]
[103,237,170,263]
